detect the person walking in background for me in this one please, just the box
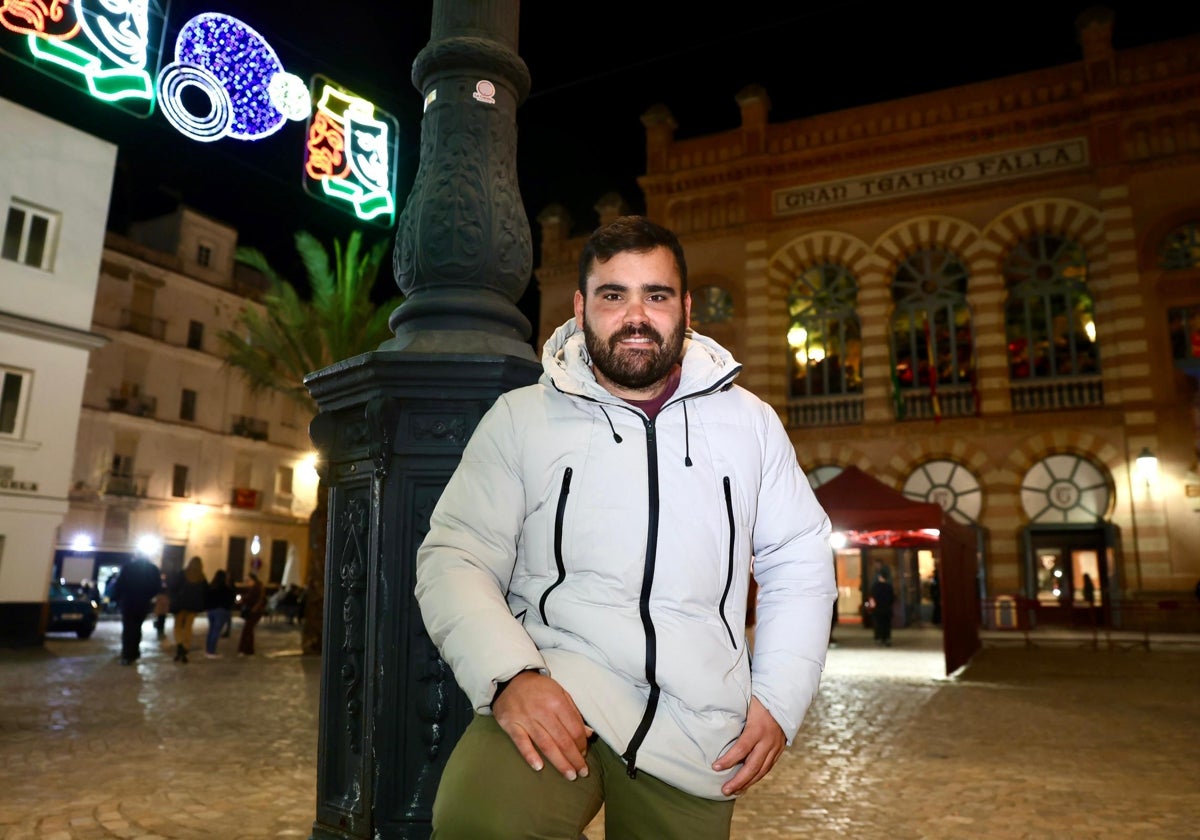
[415,216,835,839]
[152,574,170,641]
[869,570,896,647]
[171,556,207,664]
[109,554,164,666]
[237,572,266,656]
[204,569,236,659]
[929,566,942,626]
[1082,572,1096,606]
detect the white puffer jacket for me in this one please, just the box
[415,319,836,799]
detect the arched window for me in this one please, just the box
[1159,221,1200,270]
[787,263,861,398]
[691,285,734,325]
[1003,234,1098,379]
[889,249,974,392]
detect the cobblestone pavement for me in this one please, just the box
[1,617,1197,839]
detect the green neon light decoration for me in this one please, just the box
[0,0,166,117]
[26,32,152,103]
[303,74,398,227]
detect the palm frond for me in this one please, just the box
[221,230,404,414]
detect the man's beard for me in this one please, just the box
[583,318,686,391]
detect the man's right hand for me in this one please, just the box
[491,671,594,781]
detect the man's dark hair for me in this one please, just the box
[577,215,688,295]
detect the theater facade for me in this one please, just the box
[534,10,1200,621]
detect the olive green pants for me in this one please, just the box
[431,714,735,840]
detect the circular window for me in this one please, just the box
[1020,454,1110,523]
[807,464,843,490]
[903,459,982,524]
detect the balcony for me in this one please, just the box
[108,390,157,418]
[119,308,167,340]
[898,385,977,421]
[231,415,269,441]
[787,395,864,427]
[104,472,148,497]
[1010,375,1104,413]
[230,487,262,509]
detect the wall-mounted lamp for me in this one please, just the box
[1135,447,1159,489]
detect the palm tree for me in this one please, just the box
[220,229,403,655]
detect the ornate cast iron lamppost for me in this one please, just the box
[305,3,538,838]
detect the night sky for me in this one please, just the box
[2,1,1198,317]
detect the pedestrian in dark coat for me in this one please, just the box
[171,556,207,664]
[110,556,164,665]
[204,569,236,658]
[237,573,267,656]
[869,571,896,647]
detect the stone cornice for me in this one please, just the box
[0,309,107,351]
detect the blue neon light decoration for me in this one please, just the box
[156,12,309,143]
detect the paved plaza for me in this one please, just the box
[1,616,1198,839]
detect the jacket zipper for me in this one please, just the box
[718,476,738,648]
[621,418,661,778]
[538,467,573,624]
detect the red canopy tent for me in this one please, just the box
[815,466,980,675]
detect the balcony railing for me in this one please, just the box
[119,308,166,340]
[108,390,157,417]
[898,385,977,421]
[104,472,148,497]
[231,415,269,441]
[786,394,864,428]
[1010,375,1104,413]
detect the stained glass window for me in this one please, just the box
[889,250,974,391]
[788,264,862,398]
[1003,234,1098,379]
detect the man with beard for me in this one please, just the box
[416,215,835,839]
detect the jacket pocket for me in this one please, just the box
[717,476,738,649]
[538,466,572,623]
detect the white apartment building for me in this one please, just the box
[0,98,114,646]
[58,206,319,603]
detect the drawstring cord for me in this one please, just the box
[683,402,693,467]
[599,406,623,443]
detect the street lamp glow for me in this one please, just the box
[71,534,95,552]
[136,535,161,556]
[830,531,848,550]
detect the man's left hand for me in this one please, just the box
[712,696,786,796]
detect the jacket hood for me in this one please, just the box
[540,318,741,402]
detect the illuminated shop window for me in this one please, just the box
[691,285,733,324]
[1159,221,1200,270]
[788,263,862,399]
[2,200,57,270]
[889,249,974,393]
[1003,234,1098,379]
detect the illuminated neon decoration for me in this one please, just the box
[304,75,398,226]
[0,0,165,115]
[156,12,309,143]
